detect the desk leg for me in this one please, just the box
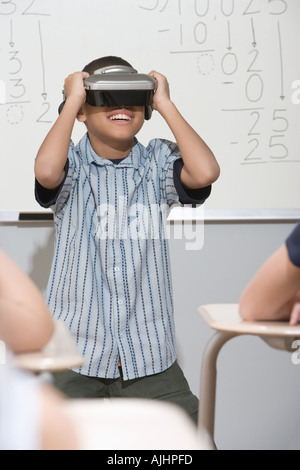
[199,331,238,440]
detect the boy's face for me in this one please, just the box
[78,104,145,147]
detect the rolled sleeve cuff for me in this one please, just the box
[35,160,69,208]
[173,159,211,205]
[286,222,300,268]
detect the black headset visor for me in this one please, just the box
[85,89,154,108]
[58,66,156,118]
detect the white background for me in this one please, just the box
[0,0,300,215]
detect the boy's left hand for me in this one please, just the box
[148,69,220,190]
[148,71,171,113]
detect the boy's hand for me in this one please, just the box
[148,71,172,114]
[63,71,90,110]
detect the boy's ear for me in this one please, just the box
[76,107,87,122]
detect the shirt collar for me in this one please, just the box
[76,133,141,170]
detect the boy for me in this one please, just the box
[34,56,220,423]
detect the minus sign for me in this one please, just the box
[223,82,234,85]
[170,49,214,54]
[0,101,31,105]
[231,142,239,145]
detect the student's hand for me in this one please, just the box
[63,71,90,110]
[290,301,300,326]
[148,71,172,114]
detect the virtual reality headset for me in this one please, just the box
[59,66,156,120]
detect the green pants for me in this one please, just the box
[52,360,199,425]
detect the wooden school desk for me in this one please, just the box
[13,320,84,373]
[197,304,300,441]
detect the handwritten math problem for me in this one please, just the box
[0,0,51,126]
[138,0,298,166]
[0,0,299,213]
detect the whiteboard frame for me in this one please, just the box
[0,209,300,223]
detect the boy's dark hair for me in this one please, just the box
[82,56,133,74]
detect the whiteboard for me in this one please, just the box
[1,0,300,219]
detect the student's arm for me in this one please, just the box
[34,72,89,189]
[239,244,300,325]
[0,249,54,352]
[149,70,220,189]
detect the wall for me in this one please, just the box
[1,220,299,450]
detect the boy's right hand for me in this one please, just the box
[63,71,90,110]
[34,71,90,190]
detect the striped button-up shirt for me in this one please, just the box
[36,133,208,380]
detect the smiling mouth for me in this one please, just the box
[109,113,133,122]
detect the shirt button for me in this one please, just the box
[114,267,120,272]
[118,299,123,305]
